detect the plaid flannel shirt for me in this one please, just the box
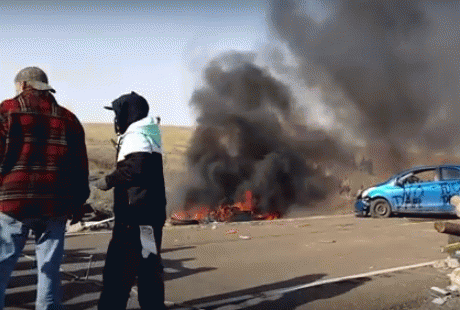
[0,89,90,219]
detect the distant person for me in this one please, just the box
[94,91,167,310]
[0,67,90,310]
[339,178,351,196]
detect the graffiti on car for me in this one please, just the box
[355,165,460,217]
[392,185,424,210]
[441,181,460,205]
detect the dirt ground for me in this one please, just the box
[5,214,460,309]
[70,123,460,309]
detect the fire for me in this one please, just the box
[232,190,254,212]
[170,190,282,224]
[171,205,210,222]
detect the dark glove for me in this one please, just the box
[69,207,85,225]
[94,177,110,191]
[69,203,94,224]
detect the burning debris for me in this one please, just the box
[171,52,353,224]
[170,190,282,224]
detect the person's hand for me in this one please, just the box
[94,177,110,191]
[69,207,85,224]
[69,203,95,225]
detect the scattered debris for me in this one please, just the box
[443,242,460,254]
[450,268,460,287]
[447,257,460,269]
[433,259,449,270]
[66,217,114,234]
[430,286,450,297]
[428,286,460,305]
[447,285,460,292]
[239,235,251,240]
[432,296,448,305]
[431,221,460,306]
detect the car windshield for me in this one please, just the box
[396,168,438,184]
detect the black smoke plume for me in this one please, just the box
[270,0,460,173]
[183,52,353,215]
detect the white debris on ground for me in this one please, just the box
[449,268,460,288]
[66,217,114,234]
[428,285,460,306]
[427,255,460,308]
[434,257,460,270]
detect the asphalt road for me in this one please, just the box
[4,214,457,309]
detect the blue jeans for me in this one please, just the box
[0,213,66,310]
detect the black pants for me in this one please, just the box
[98,222,165,310]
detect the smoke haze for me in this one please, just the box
[183,51,353,214]
[270,0,460,172]
[177,1,460,215]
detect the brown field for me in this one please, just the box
[82,123,460,219]
[83,123,192,172]
[83,123,193,215]
[82,123,369,218]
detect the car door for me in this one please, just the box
[418,180,443,212]
[439,167,460,213]
[390,173,412,211]
[389,172,425,212]
[402,181,428,212]
[401,168,440,212]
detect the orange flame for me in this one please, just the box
[172,190,282,223]
[233,190,254,212]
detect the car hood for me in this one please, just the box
[360,179,394,198]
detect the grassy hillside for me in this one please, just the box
[83,123,193,214]
[83,123,193,171]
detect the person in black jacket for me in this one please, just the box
[94,91,167,310]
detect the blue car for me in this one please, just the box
[355,165,460,218]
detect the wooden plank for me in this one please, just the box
[434,221,460,236]
[442,242,460,253]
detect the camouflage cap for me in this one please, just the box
[14,66,55,93]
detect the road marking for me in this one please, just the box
[399,221,436,226]
[65,230,112,236]
[269,261,437,295]
[190,261,438,309]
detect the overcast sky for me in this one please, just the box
[0,1,271,125]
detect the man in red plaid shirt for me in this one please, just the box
[0,67,90,310]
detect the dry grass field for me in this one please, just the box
[83,123,192,172]
[82,122,367,218]
[83,123,460,219]
[83,123,193,215]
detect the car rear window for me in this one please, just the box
[441,168,460,180]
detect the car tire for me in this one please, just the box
[370,199,392,218]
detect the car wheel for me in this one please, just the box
[370,199,391,218]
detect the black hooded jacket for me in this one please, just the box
[104,92,166,226]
